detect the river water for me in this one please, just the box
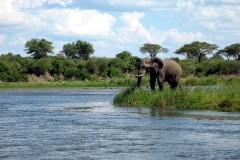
[0,89,239,160]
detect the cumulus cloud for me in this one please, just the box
[176,0,240,31]
[0,0,44,27]
[166,28,203,44]
[13,0,73,8]
[40,8,115,37]
[0,0,115,37]
[116,12,152,43]
[108,0,158,7]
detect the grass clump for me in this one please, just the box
[113,85,240,112]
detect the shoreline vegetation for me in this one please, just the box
[113,76,240,112]
[1,76,240,112]
[1,75,239,89]
[0,75,240,112]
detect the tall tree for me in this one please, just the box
[116,51,132,60]
[217,43,240,60]
[175,41,218,63]
[139,43,168,58]
[75,40,94,60]
[25,38,54,59]
[62,40,94,60]
[62,43,77,59]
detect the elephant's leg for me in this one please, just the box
[157,77,164,90]
[150,74,156,90]
[168,80,178,89]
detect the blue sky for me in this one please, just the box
[0,0,239,58]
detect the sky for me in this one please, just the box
[0,0,239,58]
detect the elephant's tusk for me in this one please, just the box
[135,74,144,77]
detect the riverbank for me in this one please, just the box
[113,85,240,112]
[1,75,239,89]
[0,78,135,89]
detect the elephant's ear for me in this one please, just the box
[151,58,164,69]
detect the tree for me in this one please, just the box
[75,40,94,60]
[175,41,218,63]
[62,43,77,59]
[139,43,168,58]
[217,43,240,60]
[62,40,94,60]
[25,38,54,59]
[116,51,132,60]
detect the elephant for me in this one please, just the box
[135,57,182,90]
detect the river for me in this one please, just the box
[0,89,239,160]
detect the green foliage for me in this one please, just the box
[217,43,240,60]
[175,41,218,63]
[0,40,240,83]
[181,76,240,86]
[0,61,25,82]
[97,58,109,77]
[114,85,240,112]
[140,43,168,58]
[178,59,197,77]
[25,38,54,59]
[108,67,122,78]
[62,40,94,60]
[51,59,64,75]
[116,51,132,60]
[62,43,76,59]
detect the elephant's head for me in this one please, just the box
[136,57,164,87]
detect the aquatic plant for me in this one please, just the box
[113,85,240,112]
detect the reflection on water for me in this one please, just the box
[0,89,240,160]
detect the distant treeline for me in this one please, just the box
[1,38,240,82]
[0,52,239,82]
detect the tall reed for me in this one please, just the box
[113,85,240,112]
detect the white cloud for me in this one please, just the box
[177,0,194,9]
[47,0,73,7]
[40,8,115,37]
[108,0,158,7]
[0,0,44,27]
[176,0,240,32]
[12,0,73,8]
[0,0,115,37]
[166,28,203,44]
[116,12,152,43]
[102,0,176,11]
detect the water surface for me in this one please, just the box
[0,89,239,159]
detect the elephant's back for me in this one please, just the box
[164,59,182,75]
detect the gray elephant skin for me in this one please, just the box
[136,57,182,90]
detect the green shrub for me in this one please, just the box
[0,61,26,82]
[114,85,240,112]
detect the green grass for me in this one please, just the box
[0,77,137,89]
[113,85,240,112]
[181,75,240,86]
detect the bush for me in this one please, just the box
[179,59,197,77]
[114,85,240,112]
[64,67,79,79]
[219,60,240,75]
[0,61,26,82]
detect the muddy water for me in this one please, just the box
[0,89,239,159]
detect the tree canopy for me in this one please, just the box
[116,51,132,60]
[25,38,54,59]
[139,43,168,58]
[217,43,240,60]
[175,41,218,63]
[62,40,94,60]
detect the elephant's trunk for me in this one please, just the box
[136,68,146,87]
[137,76,142,87]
